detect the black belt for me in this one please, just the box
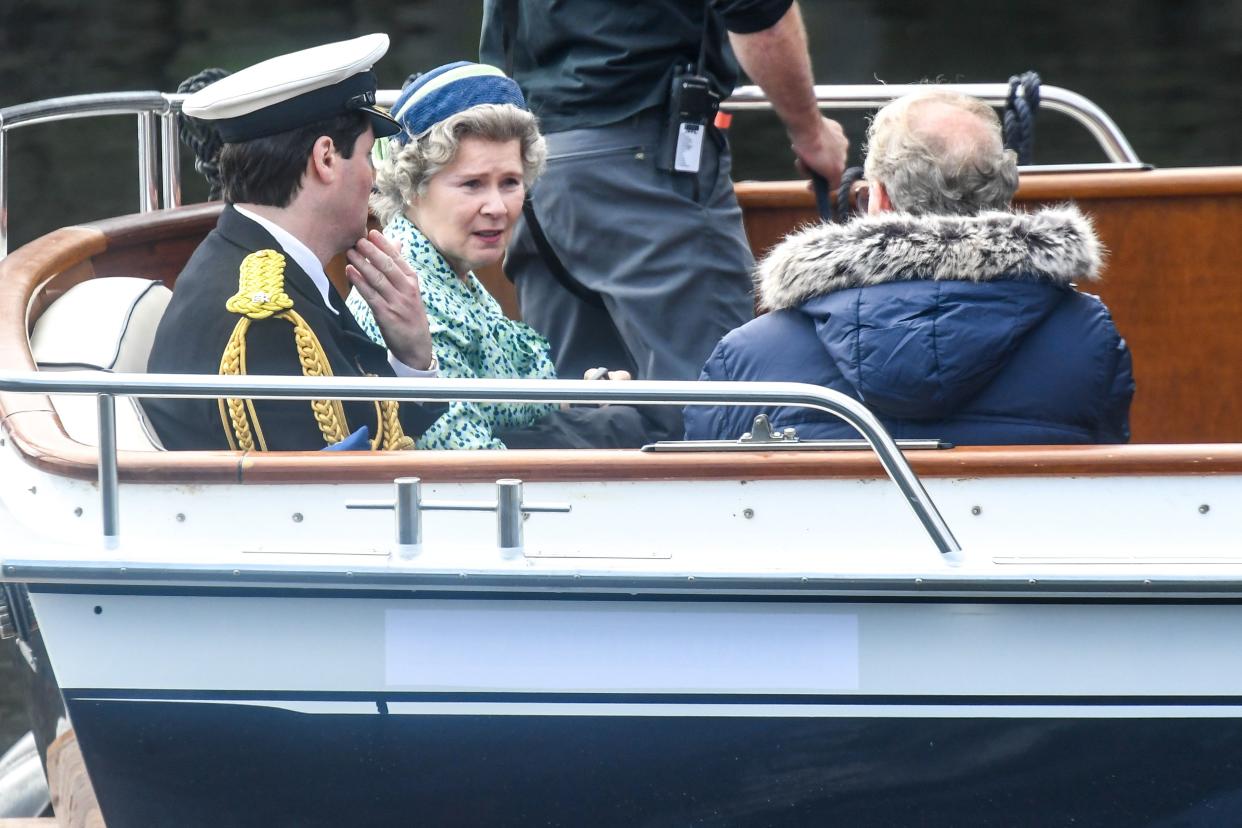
[519,198,607,310]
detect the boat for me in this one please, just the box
[2,82,1242,825]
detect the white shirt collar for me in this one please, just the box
[233,204,338,315]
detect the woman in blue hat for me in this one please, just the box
[349,62,650,449]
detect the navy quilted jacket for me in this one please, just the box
[683,208,1135,445]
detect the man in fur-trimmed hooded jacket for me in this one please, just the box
[684,90,1134,445]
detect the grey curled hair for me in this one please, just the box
[371,103,548,225]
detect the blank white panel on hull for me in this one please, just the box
[30,592,1242,698]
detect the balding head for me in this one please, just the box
[863,90,1019,216]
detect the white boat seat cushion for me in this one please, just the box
[30,277,172,451]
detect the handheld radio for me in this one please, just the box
[655,64,720,174]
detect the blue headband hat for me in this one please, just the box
[389,61,526,145]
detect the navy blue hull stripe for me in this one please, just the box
[64,702,1242,827]
[60,689,1242,706]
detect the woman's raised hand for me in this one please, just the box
[346,230,435,371]
[583,367,632,381]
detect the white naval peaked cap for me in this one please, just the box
[182,33,401,143]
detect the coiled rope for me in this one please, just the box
[834,166,866,223]
[1003,71,1041,165]
[176,68,231,200]
[811,166,866,224]
[217,250,414,452]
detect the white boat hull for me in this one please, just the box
[26,586,1242,825]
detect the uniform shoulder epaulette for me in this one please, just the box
[216,249,413,453]
[226,249,294,319]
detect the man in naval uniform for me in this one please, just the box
[146,34,446,451]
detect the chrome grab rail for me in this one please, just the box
[0,91,172,128]
[1,84,1140,257]
[727,83,1141,165]
[0,92,175,257]
[0,371,962,561]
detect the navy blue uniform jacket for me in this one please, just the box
[146,207,445,451]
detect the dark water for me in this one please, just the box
[2,0,1242,251]
[1,0,1241,750]
[1,640,29,751]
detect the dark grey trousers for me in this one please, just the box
[507,110,756,383]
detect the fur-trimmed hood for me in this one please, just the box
[757,205,1103,311]
[683,205,1133,445]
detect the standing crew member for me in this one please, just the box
[147,34,445,451]
[481,0,848,385]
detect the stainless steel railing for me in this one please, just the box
[0,371,962,561]
[0,84,1141,258]
[728,83,1141,167]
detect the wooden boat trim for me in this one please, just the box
[4,198,1242,485]
[735,166,1242,206]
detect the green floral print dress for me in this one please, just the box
[347,215,557,449]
